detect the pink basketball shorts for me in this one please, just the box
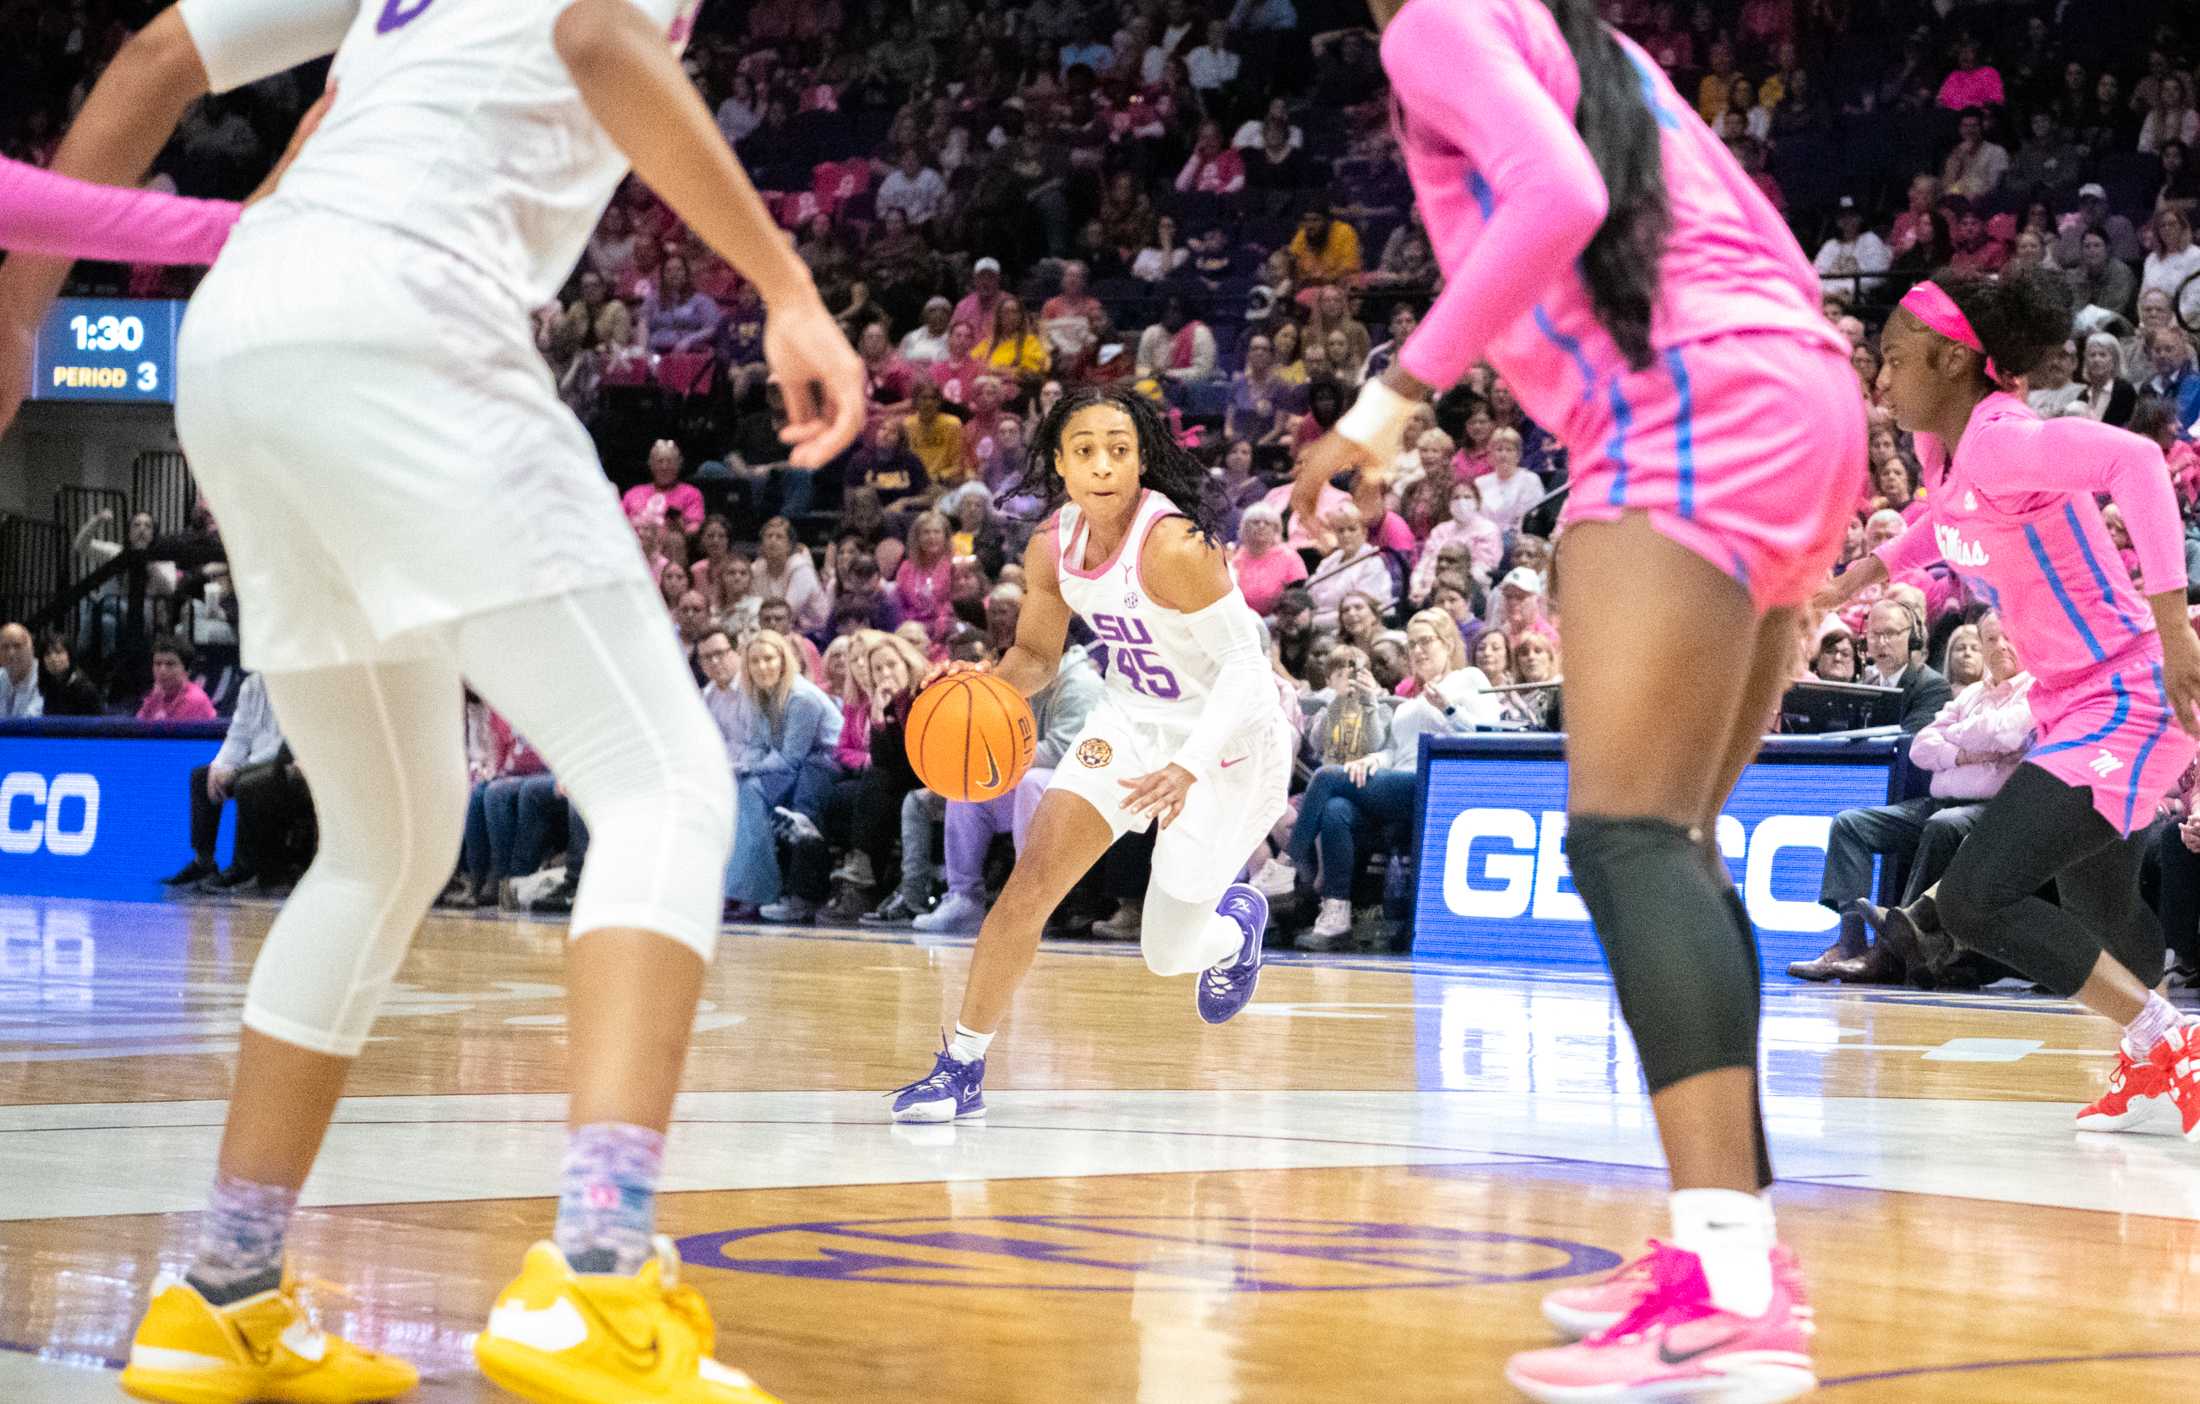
[2027,654,2197,837]
[1561,329,1867,612]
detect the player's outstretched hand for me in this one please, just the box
[924,658,989,687]
[1296,430,1376,491]
[1119,763,1196,829]
[765,296,865,469]
[246,85,337,210]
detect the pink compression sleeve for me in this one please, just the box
[1382,0,1609,390]
[0,155,239,265]
[1978,416,2187,594]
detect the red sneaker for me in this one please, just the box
[1541,1241,1805,1341]
[2150,1020,2200,1141]
[1507,1242,1815,1403]
[2074,1046,2175,1134]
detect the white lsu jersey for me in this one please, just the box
[180,0,700,309]
[1053,489,1260,726]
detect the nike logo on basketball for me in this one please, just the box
[1657,1330,1745,1366]
[2090,750,2122,777]
[981,745,1001,789]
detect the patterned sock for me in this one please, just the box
[946,1022,994,1065]
[554,1123,666,1276]
[186,1173,300,1305]
[2122,991,2181,1060]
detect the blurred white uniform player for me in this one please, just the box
[93,1,843,1401]
[175,0,701,674]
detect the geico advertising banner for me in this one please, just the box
[1414,739,1898,977]
[0,732,230,900]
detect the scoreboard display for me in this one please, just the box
[29,298,183,405]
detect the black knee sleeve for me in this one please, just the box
[1719,884,1775,1191]
[1934,769,2117,999]
[1566,815,1764,1097]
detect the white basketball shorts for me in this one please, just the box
[1045,694,1292,904]
[174,209,649,674]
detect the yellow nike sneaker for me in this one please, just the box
[473,1238,781,1404]
[119,1273,419,1403]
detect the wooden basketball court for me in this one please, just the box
[0,894,2194,1401]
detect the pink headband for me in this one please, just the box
[1900,281,2003,384]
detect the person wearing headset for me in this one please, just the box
[1859,596,1953,732]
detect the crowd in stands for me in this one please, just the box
[4,1,2198,972]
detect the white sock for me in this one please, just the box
[2122,992,2181,1060]
[947,1022,994,1064]
[1198,913,1245,970]
[1670,1188,1775,1317]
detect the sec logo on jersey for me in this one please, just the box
[1077,739,1113,768]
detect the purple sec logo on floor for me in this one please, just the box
[676,1216,1620,1291]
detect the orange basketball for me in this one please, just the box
[907,671,1038,803]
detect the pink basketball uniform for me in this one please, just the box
[1381,0,1862,608]
[1877,395,2195,835]
[1,154,237,264]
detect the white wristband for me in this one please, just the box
[1334,376,1421,460]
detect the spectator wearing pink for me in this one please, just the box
[1134,297,1219,385]
[952,258,1007,335]
[895,511,956,637]
[1934,38,2004,111]
[1346,471,1419,558]
[958,376,1019,479]
[828,641,873,774]
[1231,503,1309,616]
[755,517,829,634]
[1261,477,1351,549]
[138,637,217,723]
[1452,399,1498,479]
[929,321,986,408]
[1888,174,1942,263]
[1413,478,1504,598]
[1907,639,2036,800]
[621,440,705,533]
[1736,0,1794,52]
[1175,122,1246,196]
[1306,504,1396,629]
[1040,261,1103,328]
[856,322,920,414]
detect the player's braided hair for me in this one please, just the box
[1010,385,1229,546]
[1541,0,1672,372]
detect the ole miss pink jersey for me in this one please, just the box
[1381,0,1843,446]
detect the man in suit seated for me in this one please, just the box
[1858,598,1952,733]
[1791,610,2023,982]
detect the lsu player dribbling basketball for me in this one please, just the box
[0,1,864,1401]
[889,385,1293,1123]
